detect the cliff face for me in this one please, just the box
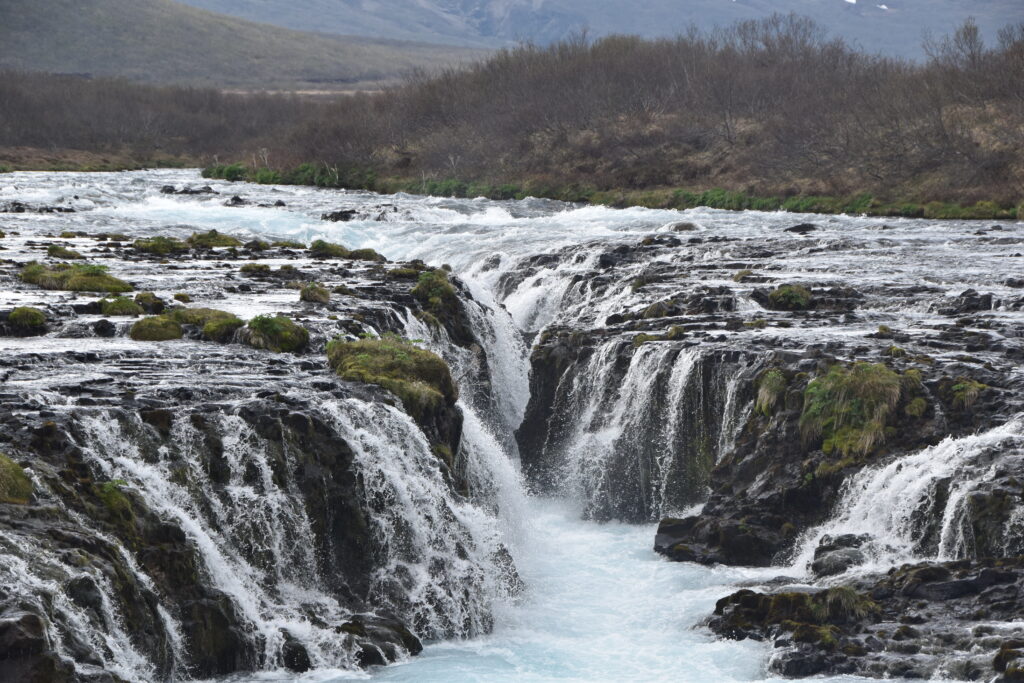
[0,210,513,680]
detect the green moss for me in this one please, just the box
[732,269,753,282]
[0,453,33,504]
[247,315,309,353]
[100,296,144,316]
[387,267,424,280]
[133,236,188,254]
[348,247,386,262]
[203,317,244,343]
[300,282,330,304]
[744,318,768,329]
[8,306,46,330]
[411,269,458,316]
[432,443,455,469]
[271,239,305,248]
[47,244,84,259]
[885,346,906,358]
[334,284,359,296]
[309,239,350,258]
[876,325,893,338]
[20,262,132,293]
[327,333,457,418]
[134,291,165,313]
[755,368,787,416]
[240,263,270,274]
[632,332,664,347]
[173,293,191,302]
[801,362,903,457]
[905,397,928,418]
[95,479,132,518]
[244,239,270,251]
[130,316,183,341]
[187,230,242,248]
[768,284,813,311]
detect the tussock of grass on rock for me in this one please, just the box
[0,453,33,504]
[800,362,904,457]
[8,306,46,330]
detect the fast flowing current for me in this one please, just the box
[2,169,1021,682]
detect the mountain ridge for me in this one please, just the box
[0,0,485,89]
[176,0,1024,58]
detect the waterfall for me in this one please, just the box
[790,416,1024,574]
[528,340,743,521]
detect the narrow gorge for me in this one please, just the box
[1,170,1023,682]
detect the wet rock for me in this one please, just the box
[161,185,217,195]
[322,209,359,222]
[784,223,819,234]
[223,195,248,207]
[810,534,869,577]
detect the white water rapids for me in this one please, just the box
[2,169,1022,682]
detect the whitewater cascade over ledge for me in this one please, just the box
[0,169,1022,682]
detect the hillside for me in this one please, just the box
[0,0,484,89]
[177,0,1024,59]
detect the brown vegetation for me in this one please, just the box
[3,16,1022,206]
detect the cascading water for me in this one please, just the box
[2,168,1022,682]
[790,417,1024,575]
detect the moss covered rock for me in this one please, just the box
[309,239,350,258]
[327,334,457,418]
[133,236,188,254]
[8,306,47,334]
[46,244,84,259]
[246,315,309,353]
[20,262,132,293]
[130,316,183,341]
[101,296,145,316]
[300,282,330,304]
[187,230,242,248]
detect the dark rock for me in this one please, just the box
[785,223,819,234]
[92,319,116,337]
[322,209,359,222]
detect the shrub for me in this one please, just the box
[768,284,813,311]
[100,296,144,316]
[203,163,247,181]
[309,239,350,258]
[905,397,928,418]
[187,230,242,248]
[240,263,270,274]
[246,315,309,353]
[411,269,457,314]
[20,262,131,293]
[326,334,457,418]
[47,244,83,259]
[801,363,903,456]
[272,239,305,248]
[755,368,787,416]
[300,282,330,304]
[0,453,32,504]
[133,236,188,254]
[130,316,183,341]
[8,306,46,330]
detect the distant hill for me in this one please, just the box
[0,0,485,89]
[176,0,1024,59]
